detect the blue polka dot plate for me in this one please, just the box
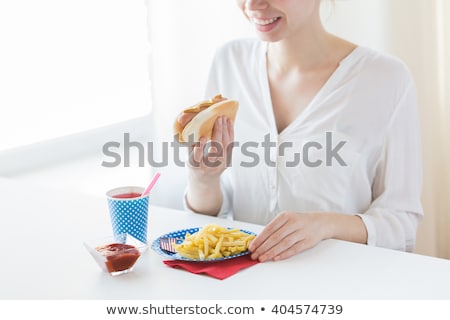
[151,227,257,262]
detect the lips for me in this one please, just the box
[250,16,280,26]
[248,16,281,32]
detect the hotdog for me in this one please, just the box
[173,94,239,143]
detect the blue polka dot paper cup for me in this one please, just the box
[106,186,149,244]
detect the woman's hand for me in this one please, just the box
[185,116,234,215]
[188,115,234,180]
[248,212,327,262]
[249,211,368,262]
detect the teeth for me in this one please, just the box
[251,17,279,26]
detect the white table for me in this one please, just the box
[1,177,449,300]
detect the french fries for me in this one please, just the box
[174,224,256,260]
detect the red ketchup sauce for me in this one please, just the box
[96,243,141,273]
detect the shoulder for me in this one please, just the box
[216,37,264,53]
[213,38,265,63]
[205,38,264,99]
[355,47,415,89]
[209,38,265,81]
[352,48,419,125]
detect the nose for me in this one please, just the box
[245,0,268,10]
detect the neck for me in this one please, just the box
[267,23,338,74]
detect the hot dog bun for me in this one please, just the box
[174,95,239,143]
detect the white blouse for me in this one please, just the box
[191,38,423,252]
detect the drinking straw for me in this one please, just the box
[142,172,161,196]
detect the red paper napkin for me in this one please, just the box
[163,254,259,280]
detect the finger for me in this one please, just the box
[222,118,234,158]
[272,240,313,261]
[189,137,206,167]
[211,116,224,143]
[250,223,298,261]
[204,140,223,168]
[223,118,235,166]
[222,117,231,144]
[206,117,225,166]
[227,118,234,142]
[257,231,305,262]
[249,213,290,253]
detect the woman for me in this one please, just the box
[185,0,423,262]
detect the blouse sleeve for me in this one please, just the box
[358,78,424,252]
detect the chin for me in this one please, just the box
[256,33,284,43]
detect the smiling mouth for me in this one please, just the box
[250,17,281,26]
